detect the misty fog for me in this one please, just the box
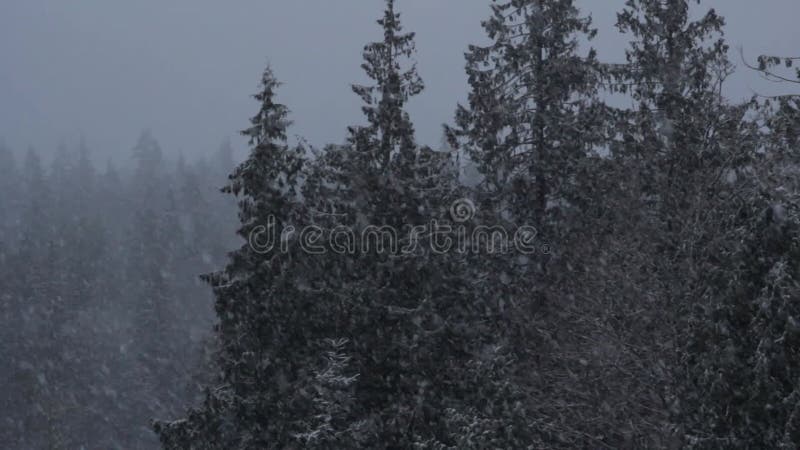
[1,1,799,448]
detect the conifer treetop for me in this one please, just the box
[226,65,303,218]
[241,66,291,148]
[351,0,424,169]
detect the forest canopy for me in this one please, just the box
[1,0,799,448]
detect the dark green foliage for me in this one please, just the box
[448,0,605,226]
[157,2,517,448]
[6,1,800,448]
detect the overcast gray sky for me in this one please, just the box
[1,1,797,163]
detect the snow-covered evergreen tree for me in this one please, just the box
[448,0,604,226]
[155,65,312,448]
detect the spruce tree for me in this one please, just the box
[303,1,520,446]
[121,134,184,445]
[158,2,513,447]
[448,0,604,226]
[609,1,800,446]
[8,148,64,448]
[0,142,20,246]
[350,0,423,172]
[445,2,623,446]
[155,66,310,448]
[670,58,800,448]
[613,0,731,217]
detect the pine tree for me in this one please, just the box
[155,66,310,448]
[131,130,168,206]
[0,142,20,246]
[608,1,800,446]
[6,147,66,448]
[117,133,189,445]
[0,143,24,446]
[350,0,423,172]
[158,3,511,447]
[302,2,517,446]
[668,66,800,448]
[613,0,731,214]
[448,0,604,226]
[444,2,625,446]
[0,137,237,446]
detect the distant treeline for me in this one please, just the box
[4,0,800,448]
[0,134,238,448]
